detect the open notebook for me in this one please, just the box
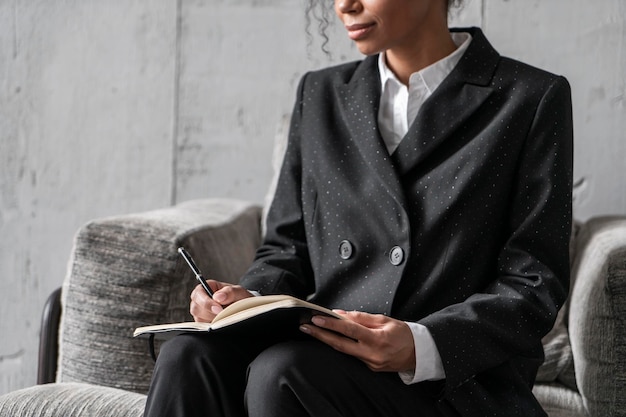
[133,294,343,340]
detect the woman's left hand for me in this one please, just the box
[300,310,416,373]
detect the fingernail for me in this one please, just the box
[211,305,223,315]
[214,293,226,303]
[311,316,325,326]
[299,325,311,334]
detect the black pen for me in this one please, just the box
[178,247,215,298]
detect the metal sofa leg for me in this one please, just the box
[37,287,62,384]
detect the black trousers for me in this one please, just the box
[143,333,458,417]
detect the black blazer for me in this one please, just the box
[241,27,573,416]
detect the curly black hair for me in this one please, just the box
[304,0,334,55]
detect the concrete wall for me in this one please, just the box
[0,0,624,395]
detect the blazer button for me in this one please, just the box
[389,246,404,266]
[339,240,353,260]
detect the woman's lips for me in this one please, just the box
[345,22,375,40]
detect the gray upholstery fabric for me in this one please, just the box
[567,217,626,417]
[57,199,262,394]
[0,383,145,417]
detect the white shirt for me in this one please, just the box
[378,32,473,384]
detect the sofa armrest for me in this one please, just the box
[56,199,262,394]
[567,216,626,417]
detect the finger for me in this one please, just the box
[190,284,211,306]
[191,284,224,316]
[306,315,372,349]
[310,315,368,343]
[190,299,217,323]
[209,281,228,304]
[299,322,362,357]
[211,283,253,305]
[338,310,387,328]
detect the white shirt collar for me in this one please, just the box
[377,32,472,154]
[378,32,472,95]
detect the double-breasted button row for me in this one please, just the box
[338,240,405,266]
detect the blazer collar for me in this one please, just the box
[392,27,499,174]
[336,27,500,202]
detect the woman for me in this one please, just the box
[144,0,573,416]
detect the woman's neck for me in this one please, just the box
[385,29,457,86]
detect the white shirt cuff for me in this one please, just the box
[398,322,445,384]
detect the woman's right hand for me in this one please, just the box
[190,281,254,323]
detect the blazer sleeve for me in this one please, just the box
[419,76,574,391]
[239,74,315,298]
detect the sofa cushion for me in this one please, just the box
[0,383,145,417]
[532,383,586,417]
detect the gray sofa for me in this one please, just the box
[0,198,624,417]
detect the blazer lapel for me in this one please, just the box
[392,28,500,175]
[336,56,407,208]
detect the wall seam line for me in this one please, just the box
[481,0,487,32]
[170,0,183,206]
